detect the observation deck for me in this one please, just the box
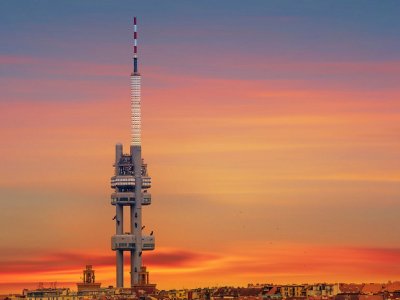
[111,234,155,251]
[111,191,151,205]
[110,175,151,189]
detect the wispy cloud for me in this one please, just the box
[1,244,400,293]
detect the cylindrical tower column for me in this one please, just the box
[115,144,123,175]
[116,250,123,287]
[130,145,142,286]
[116,204,123,235]
[116,199,124,287]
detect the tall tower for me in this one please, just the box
[110,17,155,288]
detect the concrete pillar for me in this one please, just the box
[115,144,123,175]
[116,250,123,287]
[116,204,123,235]
[130,250,136,287]
[130,145,142,286]
[130,201,142,286]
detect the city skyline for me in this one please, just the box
[1,0,400,294]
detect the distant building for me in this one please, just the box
[262,286,281,300]
[361,284,384,296]
[237,287,263,300]
[335,284,363,300]
[76,265,101,295]
[307,283,339,298]
[385,282,400,300]
[212,287,239,300]
[23,287,76,300]
[280,285,306,298]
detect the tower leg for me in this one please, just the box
[130,203,142,286]
[130,250,136,287]
[130,146,143,286]
[116,203,124,288]
[116,250,124,288]
[116,204,123,235]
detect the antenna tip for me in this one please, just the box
[134,17,137,25]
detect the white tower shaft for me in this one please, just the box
[130,75,141,146]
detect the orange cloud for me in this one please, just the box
[1,244,400,293]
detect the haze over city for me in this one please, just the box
[0,0,400,294]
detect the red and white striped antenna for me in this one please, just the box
[133,17,139,73]
[133,17,138,58]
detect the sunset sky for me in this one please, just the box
[1,0,400,293]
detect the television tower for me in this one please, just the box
[110,17,155,288]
